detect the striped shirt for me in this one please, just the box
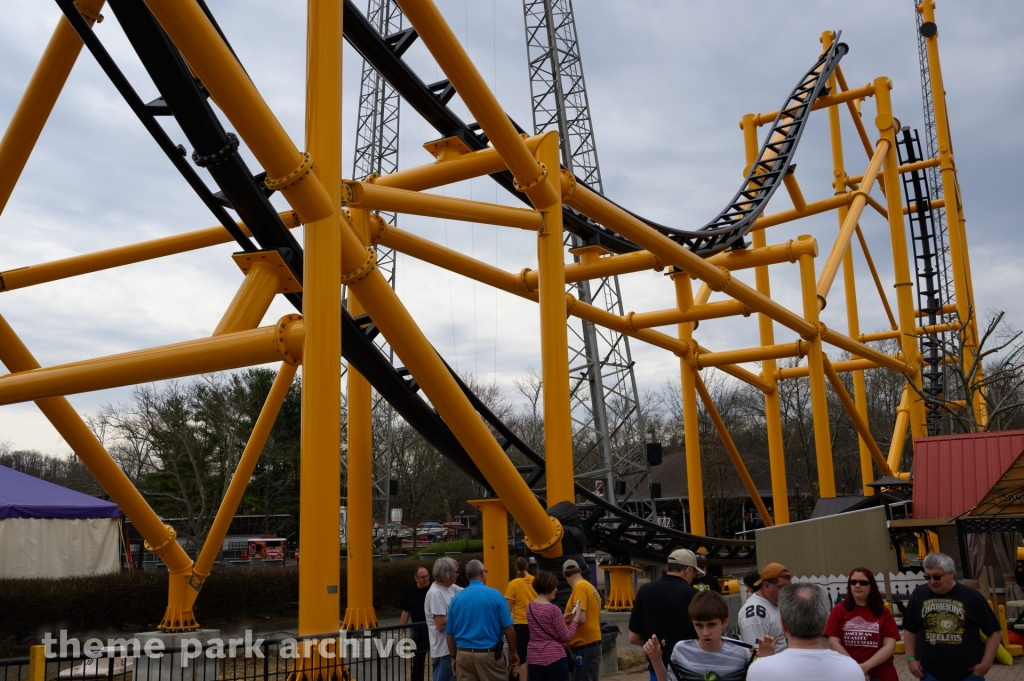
[526,601,578,666]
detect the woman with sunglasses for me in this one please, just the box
[823,568,899,681]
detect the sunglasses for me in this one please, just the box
[924,573,946,582]
[848,579,871,587]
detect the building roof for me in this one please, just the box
[912,430,1024,519]
[0,465,122,519]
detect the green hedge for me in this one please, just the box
[0,553,516,642]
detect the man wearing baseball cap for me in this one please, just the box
[738,562,791,653]
[628,549,704,681]
[562,559,603,681]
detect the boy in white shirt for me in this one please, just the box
[643,590,753,681]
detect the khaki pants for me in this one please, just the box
[455,649,506,681]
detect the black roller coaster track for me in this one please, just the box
[342,0,847,256]
[50,0,844,564]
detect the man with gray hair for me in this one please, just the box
[747,583,863,681]
[425,557,463,681]
[445,559,517,681]
[903,553,1001,681]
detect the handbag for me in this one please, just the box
[527,603,576,672]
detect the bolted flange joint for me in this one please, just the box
[275,314,303,365]
[523,516,564,557]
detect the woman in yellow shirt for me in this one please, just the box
[506,557,538,681]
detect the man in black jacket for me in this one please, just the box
[628,549,703,681]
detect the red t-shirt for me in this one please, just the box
[823,603,900,681]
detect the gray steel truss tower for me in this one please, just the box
[522,0,652,513]
[351,0,404,535]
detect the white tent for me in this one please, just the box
[0,465,123,578]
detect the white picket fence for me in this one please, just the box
[791,572,927,605]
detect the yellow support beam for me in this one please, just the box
[674,272,704,536]
[141,0,333,223]
[0,211,301,292]
[799,251,836,498]
[695,373,775,527]
[374,134,544,192]
[0,317,304,406]
[0,313,195,629]
[822,357,892,478]
[394,0,557,209]
[823,29,873,497]
[875,76,928,439]
[0,0,105,216]
[336,218,564,556]
[470,498,510,596]
[298,0,344,638]
[534,132,575,506]
[343,180,542,230]
[741,113,788,523]
[193,363,297,588]
[343,211,378,631]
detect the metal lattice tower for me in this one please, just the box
[913,4,956,430]
[522,0,651,514]
[351,0,404,534]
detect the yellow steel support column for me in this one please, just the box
[600,565,641,611]
[0,0,105,216]
[741,113,787,524]
[336,223,563,557]
[29,646,45,681]
[470,498,510,596]
[798,251,836,498]
[343,210,378,630]
[875,77,928,439]
[141,0,333,223]
[0,314,195,628]
[193,363,297,589]
[298,0,343,637]
[823,31,873,495]
[920,1,984,421]
[822,358,892,478]
[673,271,704,535]
[534,132,575,506]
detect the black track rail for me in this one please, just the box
[57,0,769,563]
[342,0,846,256]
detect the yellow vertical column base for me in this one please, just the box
[29,645,46,681]
[470,498,510,596]
[342,608,379,631]
[286,638,351,681]
[600,565,641,611]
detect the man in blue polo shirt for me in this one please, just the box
[446,559,518,681]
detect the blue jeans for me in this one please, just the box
[921,673,984,681]
[432,656,456,681]
[648,671,656,681]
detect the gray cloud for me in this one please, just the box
[1,1,1020,453]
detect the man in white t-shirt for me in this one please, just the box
[747,583,862,681]
[737,562,790,653]
[423,557,463,681]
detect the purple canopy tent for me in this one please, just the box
[0,465,124,578]
[0,465,122,519]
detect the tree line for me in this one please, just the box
[3,311,1022,546]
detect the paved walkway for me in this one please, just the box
[608,652,1024,680]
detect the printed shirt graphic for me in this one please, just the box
[823,603,899,681]
[737,593,787,652]
[666,638,751,681]
[902,583,1000,681]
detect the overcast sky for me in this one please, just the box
[2,1,1022,455]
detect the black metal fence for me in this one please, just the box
[0,624,430,681]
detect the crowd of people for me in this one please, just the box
[397,551,1005,681]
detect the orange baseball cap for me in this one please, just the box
[754,562,792,586]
